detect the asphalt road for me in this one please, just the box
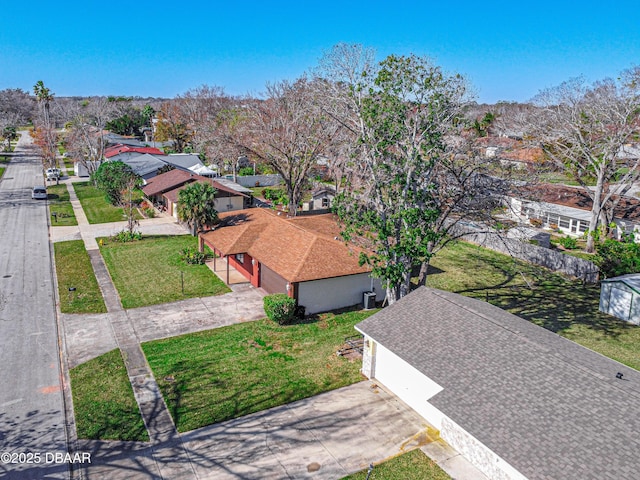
[0,133,69,479]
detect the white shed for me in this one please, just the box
[599,274,640,325]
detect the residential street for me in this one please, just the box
[0,133,69,479]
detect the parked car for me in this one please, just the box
[32,186,47,200]
[46,167,61,180]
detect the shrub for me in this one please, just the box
[143,207,156,218]
[594,239,640,278]
[238,166,254,176]
[111,230,142,242]
[263,293,296,325]
[559,236,578,250]
[181,246,206,265]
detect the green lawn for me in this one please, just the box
[0,167,4,179]
[100,235,230,308]
[426,241,640,370]
[143,309,375,432]
[70,349,149,441]
[73,181,142,224]
[47,183,77,226]
[54,240,107,314]
[341,449,450,480]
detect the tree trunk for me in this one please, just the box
[416,260,429,287]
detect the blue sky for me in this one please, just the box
[1,1,638,103]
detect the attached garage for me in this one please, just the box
[369,342,444,426]
[599,274,640,325]
[201,208,383,314]
[356,287,640,480]
[259,263,288,295]
[297,274,383,315]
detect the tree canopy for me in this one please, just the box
[318,46,474,303]
[92,161,141,206]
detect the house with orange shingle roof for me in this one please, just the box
[199,208,383,314]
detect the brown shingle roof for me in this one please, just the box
[162,179,248,204]
[201,209,371,282]
[520,184,640,222]
[142,169,196,196]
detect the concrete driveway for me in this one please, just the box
[61,283,266,368]
[76,381,431,480]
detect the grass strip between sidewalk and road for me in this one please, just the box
[70,348,149,442]
[47,183,77,226]
[73,181,142,224]
[341,448,451,480]
[54,240,107,314]
[143,309,376,433]
[100,234,230,309]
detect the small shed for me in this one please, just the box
[599,274,640,324]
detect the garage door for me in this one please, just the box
[259,263,288,295]
[374,343,443,422]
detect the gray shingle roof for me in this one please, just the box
[356,287,640,480]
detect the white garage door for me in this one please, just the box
[374,343,443,423]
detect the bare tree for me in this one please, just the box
[528,75,640,252]
[63,97,117,178]
[241,78,340,216]
[0,88,35,128]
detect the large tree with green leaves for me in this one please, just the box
[318,45,472,304]
[177,182,219,235]
[92,160,140,206]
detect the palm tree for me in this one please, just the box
[177,182,219,236]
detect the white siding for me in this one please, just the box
[372,343,445,428]
[297,274,382,314]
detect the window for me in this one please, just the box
[559,217,570,229]
[321,197,330,208]
[235,253,244,264]
[578,222,588,233]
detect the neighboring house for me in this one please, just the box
[141,169,247,217]
[356,287,640,480]
[104,144,164,160]
[200,208,383,314]
[599,274,640,324]
[506,184,640,241]
[303,186,335,212]
[214,178,254,208]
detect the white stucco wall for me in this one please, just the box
[441,417,527,480]
[371,342,445,427]
[297,273,383,314]
[363,338,527,480]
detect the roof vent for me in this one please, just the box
[616,372,624,380]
